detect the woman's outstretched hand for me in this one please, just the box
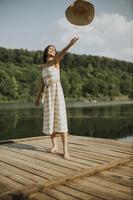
[69,37,79,46]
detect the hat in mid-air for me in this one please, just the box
[65,0,95,26]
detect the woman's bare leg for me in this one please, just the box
[61,132,70,159]
[47,132,58,153]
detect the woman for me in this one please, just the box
[35,37,79,159]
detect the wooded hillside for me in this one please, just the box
[0,47,133,103]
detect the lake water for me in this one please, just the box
[0,101,133,142]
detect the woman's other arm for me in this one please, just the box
[35,77,44,106]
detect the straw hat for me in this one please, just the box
[65,0,95,26]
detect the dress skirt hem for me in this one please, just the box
[43,131,69,135]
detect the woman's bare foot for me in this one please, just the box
[64,152,70,160]
[47,146,58,153]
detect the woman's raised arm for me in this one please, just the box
[54,37,79,63]
[37,37,79,69]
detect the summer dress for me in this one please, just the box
[41,65,68,135]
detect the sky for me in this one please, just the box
[0,0,133,62]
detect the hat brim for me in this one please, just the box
[65,1,95,26]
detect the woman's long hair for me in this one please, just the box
[43,45,57,64]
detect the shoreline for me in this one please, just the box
[66,100,133,108]
[118,135,133,143]
[0,100,133,109]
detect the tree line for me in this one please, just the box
[0,47,133,103]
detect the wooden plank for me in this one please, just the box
[30,192,58,200]
[83,177,132,200]
[0,163,45,184]
[103,170,133,180]
[31,144,109,165]
[0,182,11,193]
[31,140,105,165]
[40,156,132,191]
[0,152,66,178]
[72,135,133,148]
[69,143,131,158]
[0,155,52,180]
[13,145,84,170]
[24,136,132,162]
[0,147,73,174]
[83,175,132,194]
[126,161,133,168]
[0,146,92,169]
[70,137,133,155]
[118,165,133,173]
[96,171,133,187]
[0,145,85,171]
[0,168,35,186]
[64,180,117,200]
[0,175,25,191]
[17,139,102,167]
[42,188,79,200]
[69,152,104,165]
[54,184,100,200]
[70,144,123,157]
[66,179,131,200]
[68,140,133,155]
[68,147,119,161]
[110,168,133,177]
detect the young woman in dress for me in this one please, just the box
[35,37,79,159]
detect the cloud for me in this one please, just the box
[121,47,133,62]
[42,13,133,62]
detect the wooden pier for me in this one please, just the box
[0,135,132,200]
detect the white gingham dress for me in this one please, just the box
[41,65,68,135]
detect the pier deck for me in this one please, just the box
[0,135,132,200]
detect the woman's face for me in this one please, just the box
[47,46,56,57]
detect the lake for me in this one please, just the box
[0,101,133,142]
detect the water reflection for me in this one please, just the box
[68,105,133,139]
[0,103,133,140]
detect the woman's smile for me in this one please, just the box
[48,46,56,57]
